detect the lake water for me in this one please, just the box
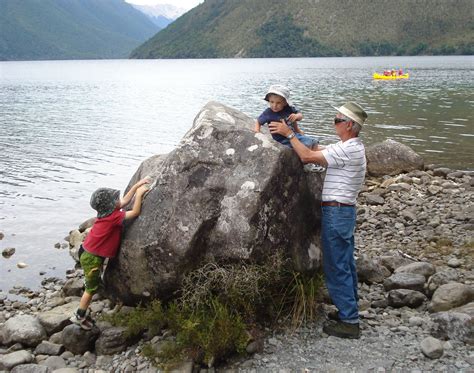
[0,56,473,292]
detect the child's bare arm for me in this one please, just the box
[254,120,262,133]
[287,112,303,122]
[120,178,150,208]
[293,122,304,134]
[124,185,148,220]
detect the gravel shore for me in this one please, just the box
[1,166,473,372]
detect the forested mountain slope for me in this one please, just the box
[0,0,160,60]
[131,0,473,58]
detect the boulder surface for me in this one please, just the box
[105,101,324,304]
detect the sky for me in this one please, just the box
[126,0,204,10]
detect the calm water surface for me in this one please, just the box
[0,56,473,291]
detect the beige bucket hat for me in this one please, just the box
[264,84,291,105]
[333,102,368,125]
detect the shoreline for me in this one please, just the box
[1,165,473,371]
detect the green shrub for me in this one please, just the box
[164,298,248,367]
[102,300,165,338]
[276,270,324,329]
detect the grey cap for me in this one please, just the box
[90,188,120,218]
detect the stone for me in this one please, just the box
[38,302,79,335]
[2,247,15,258]
[0,350,34,370]
[365,140,424,177]
[68,230,87,262]
[356,256,390,284]
[432,168,451,178]
[3,314,47,347]
[11,364,51,373]
[394,262,436,279]
[429,283,474,312]
[95,327,139,355]
[79,217,96,233]
[383,273,426,293]
[34,341,64,356]
[104,102,324,304]
[387,289,427,308]
[61,278,84,297]
[447,258,462,268]
[38,356,66,370]
[365,194,385,206]
[430,302,474,344]
[425,269,459,296]
[61,325,99,355]
[420,336,443,359]
[379,256,414,273]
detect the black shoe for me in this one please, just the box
[323,320,360,339]
[327,310,340,321]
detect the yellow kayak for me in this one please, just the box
[373,73,409,80]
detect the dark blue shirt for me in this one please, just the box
[257,105,299,143]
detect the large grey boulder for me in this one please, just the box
[0,350,34,370]
[95,326,139,355]
[387,289,427,308]
[38,302,78,335]
[104,102,323,304]
[383,273,426,293]
[394,262,436,280]
[2,315,47,347]
[61,325,99,355]
[366,139,424,176]
[429,282,474,312]
[430,302,474,344]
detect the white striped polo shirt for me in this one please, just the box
[320,137,366,205]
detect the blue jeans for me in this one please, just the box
[321,205,359,323]
[277,133,319,149]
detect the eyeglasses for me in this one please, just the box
[334,117,349,124]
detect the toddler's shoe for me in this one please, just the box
[304,164,326,173]
[70,311,94,330]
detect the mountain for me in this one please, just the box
[131,3,187,28]
[0,0,160,61]
[130,0,473,59]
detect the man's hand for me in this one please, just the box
[269,120,293,137]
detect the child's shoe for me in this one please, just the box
[70,311,94,330]
[304,164,326,173]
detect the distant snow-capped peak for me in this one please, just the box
[131,4,187,20]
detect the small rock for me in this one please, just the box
[447,258,462,268]
[420,336,443,359]
[2,247,15,258]
[17,262,28,268]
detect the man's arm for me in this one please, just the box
[269,120,328,166]
[120,178,150,208]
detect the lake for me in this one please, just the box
[0,56,473,292]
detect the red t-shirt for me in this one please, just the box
[83,209,126,258]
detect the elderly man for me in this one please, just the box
[269,102,367,339]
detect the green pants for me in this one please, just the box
[80,250,104,295]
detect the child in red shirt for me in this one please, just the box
[71,178,150,330]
